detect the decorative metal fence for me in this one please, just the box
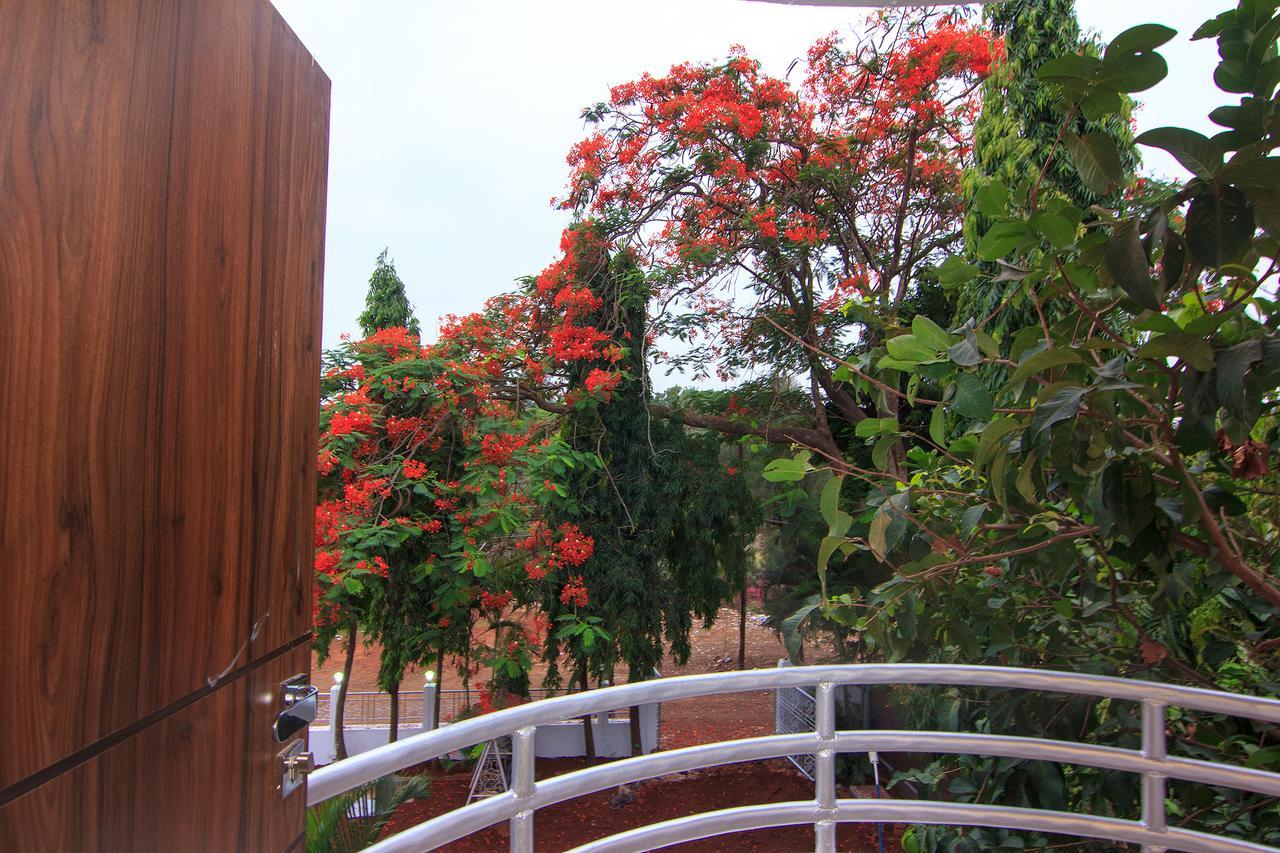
[775,681,817,780]
[319,690,447,726]
[318,687,609,727]
[308,664,1280,853]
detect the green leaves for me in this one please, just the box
[1100,43,1170,93]
[912,315,955,351]
[780,601,821,661]
[1008,348,1084,386]
[762,451,812,482]
[1027,386,1087,443]
[937,255,980,290]
[817,475,855,596]
[1063,132,1126,196]
[1038,24,1171,123]
[977,220,1031,261]
[951,372,994,421]
[1105,218,1161,311]
[974,180,1009,217]
[1105,23,1177,58]
[929,405,947,447]
[886,334,942,363]
[976,418,1023,469]
[884,317,967,369]
[1136,332,1216,371]
[1186,183,1256,266]
[1135,128,1223,178]
[947,332,983,368]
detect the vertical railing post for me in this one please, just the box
[328,673,344,762]
[509,725,536,853]
[422,671,438,732]
[814,682,836,853]
[1140,700,1168,853]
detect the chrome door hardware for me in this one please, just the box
[277,739,314,798]
[273,673,317,742]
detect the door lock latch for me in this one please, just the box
[278,739,315,798]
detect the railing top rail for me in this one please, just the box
[353,728,1280,852]
[308,663,1280,805]
[563,800,1279,853]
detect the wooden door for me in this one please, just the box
[0,2,329,849]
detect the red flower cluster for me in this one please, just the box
[516,521,595,579]
[386,415,426,445]
[554,524,594,567]
[549,323,609,362]
[583,368,622,401]
[402,459,428,479]
[559,575,589,608]
[480,432,528,465]
[480,589,515,610]
[359,325,419,357]
[328,409,374,436]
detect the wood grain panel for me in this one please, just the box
[0,0,328,818]
[0,644,311,852]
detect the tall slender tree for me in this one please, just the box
[358,249,420,337]
[539,230,757,752]
[954,0,1138,329]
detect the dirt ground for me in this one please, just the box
[384,759,904,852]
[318,609,901,851]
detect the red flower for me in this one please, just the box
[584,368,622,401]
[328,410,374,436]
[554,524,595,567]
[402,459,428,479]
[559,575,589,607]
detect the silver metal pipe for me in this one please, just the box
[308,664,1280,805]
[1142,700,1169,853]
[365,726,1280,853]
[362,733,820,852]
[567,800,1280,853]
[830,731,1280,798]
[509,726,536,853]
[313,665,1280,853]
[814,682,836,853]
[364,791,518,853]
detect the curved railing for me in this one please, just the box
[307,664,1280,852]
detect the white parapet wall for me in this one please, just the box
[309,701,660,766]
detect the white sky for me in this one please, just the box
[269,0,1225,371]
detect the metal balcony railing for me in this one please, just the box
[307,664,1280,853]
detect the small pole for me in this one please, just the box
[509,726,536,853]
[1140,700,1168,853]
[423,669,437,732]
[329,672,345,763]
[814,682,836,853]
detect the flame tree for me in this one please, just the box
[550,12,999,479]
[313,324,598,749]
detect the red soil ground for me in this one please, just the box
[319,610,902,851]
[383,759,904,852]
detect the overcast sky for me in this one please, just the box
[269,0,1225,374]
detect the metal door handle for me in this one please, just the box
[274,674,317,742]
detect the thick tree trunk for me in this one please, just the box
[387,678,400,743]
[739,577,748,670]
[333,622,357,761]
[579,668,596,760]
